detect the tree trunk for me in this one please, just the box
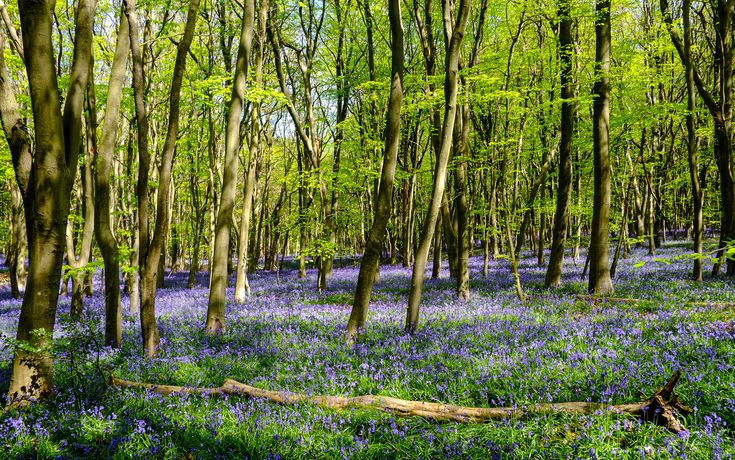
[128,0,200,355]
[545,0,574,288]
[588,0,613,295]
[440,193,458,279]
[681,0,703,282]
[432,219,442,279]
[208,0,255,329]
[95,8,128,347]
[112,370,692,435]
[65,57,98,320]
[6,0,95,405]
[661,0,734,276]
[345,0,403,343]
[128,230,140,314]
[454,103,470,299]
[7,180,26,299]
[405,0,471,333]
[321,0,349,289]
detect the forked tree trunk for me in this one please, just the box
[66,71,97,319]
[208,0,255,329]
[5,0,95,405]
[345,0,403,343]
[588,0,613,295]
[128,0,200,355]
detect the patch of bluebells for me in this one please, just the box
[0,244,733,458]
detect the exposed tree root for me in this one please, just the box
[111,370,691,433]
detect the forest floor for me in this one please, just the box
[1,242,734,459]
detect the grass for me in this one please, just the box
[0,243,734,459]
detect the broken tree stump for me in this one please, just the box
[111,370,692,433]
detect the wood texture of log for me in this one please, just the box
[111,370,691,433]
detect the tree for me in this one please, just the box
[267,0,327,284]
[95,7,129,347]
[0,31,27,300]
[545,0,575,288]
[5,0,95,405]
[660,0,732,276]
[207,0,256,333]
[405,0,472,333]
[588,0,613,295]
[345,0,404,343]
[234,0,270,303]
[127,0,200,356]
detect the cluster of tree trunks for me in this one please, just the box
[1,0,733,409]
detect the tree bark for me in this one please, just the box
[588,0,613,295]
[7,180,26,298]
[405,0,471,333]
[233,0,268,302]
[95,8,129,347]
[660,0,734,275]
[320,0,350,290]
[207,0,255,331]
[6,0,95,406]
[454,103,470,299]
[681,0,703,282]
[545,0,575,288]
[112,370,691,434]
[128,0,200,355]
[345,0,403,343]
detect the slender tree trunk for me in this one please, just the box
[321,0,349,289]
[95,8,128,347]
[234,0,268,302]
[7,181,26,299]
[405,0,471,333]
[66,136,95,319]
[545,0,574,287]
[588,0,613,295]
[661,0,734,276]
[454,103,470,299]
[681,0,703,282]
[64,56,98,320]
[440,193,458,279]
[610,180,629,279]
[126,0,152,352]
[345,0,403,343]
[234,124,259,300]
[128,0,200,355]
[129,230,140,314]
[208,0,255,328]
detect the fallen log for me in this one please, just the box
[573,295,735,309]
[574,295,642,304]
[111,370,691,433]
